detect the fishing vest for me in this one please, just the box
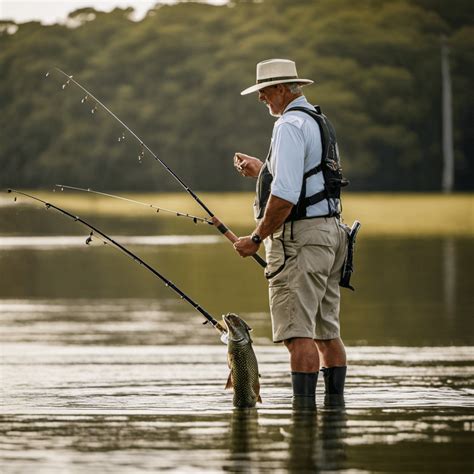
[254,105,349,221]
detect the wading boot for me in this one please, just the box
[291,372,318,410]
[321,366,346,407]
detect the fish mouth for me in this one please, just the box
[223,313,252,343]
[223,314,237,335]
[223,313,252,329]
[223,313,237,327]
[222,314,238,337]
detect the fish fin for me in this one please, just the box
[225,372,233,390]
[254,380,261,403]
[227,353,233,369]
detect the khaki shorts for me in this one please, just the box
[263,217,347,342]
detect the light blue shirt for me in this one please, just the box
[268,95,329,217]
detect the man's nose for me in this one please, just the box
[258,90,265,101]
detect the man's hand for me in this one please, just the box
[233,153,263,178]
[234,236,260,257]
[233,196,293,258]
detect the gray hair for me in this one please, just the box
[284,83,303,94]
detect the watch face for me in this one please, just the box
[252,234,261,244]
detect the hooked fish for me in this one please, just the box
[223,313,261,408]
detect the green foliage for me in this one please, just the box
[1,0,472,191]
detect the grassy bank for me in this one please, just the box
[7,191,474,236]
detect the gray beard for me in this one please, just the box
[267,104,281,117]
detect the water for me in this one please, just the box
[1,200,473,472]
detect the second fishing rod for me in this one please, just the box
[49,68,267,268]
[8,189,228,343]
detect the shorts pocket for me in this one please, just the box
[297,226,333,247]
[269,286,296,339]
[264,237,287,282]
[298,243,335,275]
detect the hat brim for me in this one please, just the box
[240,78,313,96]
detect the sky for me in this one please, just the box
[0,0,226,24]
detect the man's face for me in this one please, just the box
[258,84,286,117]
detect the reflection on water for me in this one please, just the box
[0,236,473,345]
[1,207,473,472]
[1,341,473,472]
[0,234,220,249]
[226,409,260,472]
[443,237,456,319]
[2,342,472,414]
[226,407,349,473]
[1,407,471,473]
[0,298,269,346]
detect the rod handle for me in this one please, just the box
[211,216,267,268]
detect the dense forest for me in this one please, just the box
[1,0,473,192]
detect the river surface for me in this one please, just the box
[1,199,473,473]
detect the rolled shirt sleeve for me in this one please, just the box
[269,120,305,205]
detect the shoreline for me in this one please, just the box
[3,191,473,236]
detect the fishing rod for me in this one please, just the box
[48,68,267,268]
[55,184,213,225]
[7,189,228,343]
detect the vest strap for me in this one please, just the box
[255,105,344,221]
[303,163,322,180]
[304,189,327,207]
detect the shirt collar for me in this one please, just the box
[283,95,313,114]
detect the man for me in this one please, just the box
[233,58,348,407]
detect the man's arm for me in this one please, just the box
[233,194,293,257]
[233,121,303,257]
[255,195,293,240]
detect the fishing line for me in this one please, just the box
[55,184,213,225]
[7,189,228,344]
[46,68,267,268]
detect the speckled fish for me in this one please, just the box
[223,313,261,408]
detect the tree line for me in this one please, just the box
[1,0,473,192]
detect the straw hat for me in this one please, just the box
[241,58,313,95]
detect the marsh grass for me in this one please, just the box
[11,191,474,236]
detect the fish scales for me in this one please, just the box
[228,340,260,408]
[224,313,261,408]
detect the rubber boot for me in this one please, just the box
[291,372,318,411]
[321,366,346,407]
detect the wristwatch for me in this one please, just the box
[251,233,262,245]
